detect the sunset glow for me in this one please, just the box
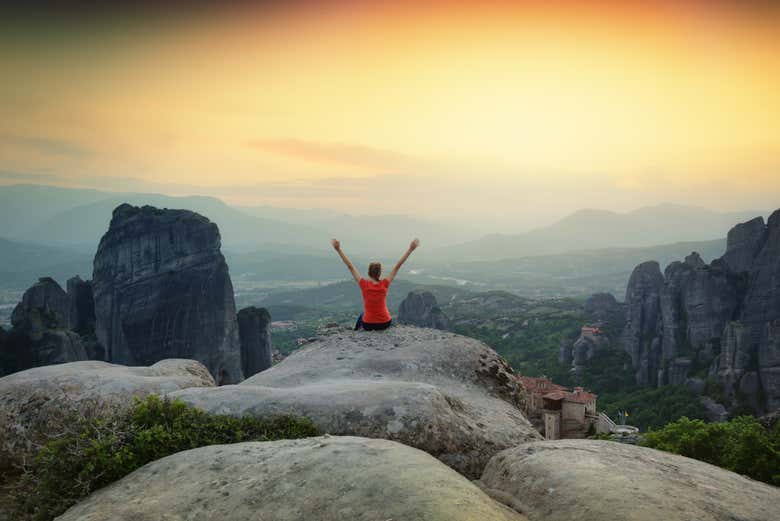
[2,1,779,226]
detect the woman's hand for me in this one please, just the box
[331,239,341,251]
[409,238,420,251]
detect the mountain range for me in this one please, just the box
[428,204,763,261]
[0,184,767,296]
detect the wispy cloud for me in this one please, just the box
[0,134,92,159]
[249,138,420,171]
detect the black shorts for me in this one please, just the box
[362,320,392,331]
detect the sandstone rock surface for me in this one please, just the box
[56,436,526,521]
[173,326,541,478]
[397,290,452,330]
[478,439,780,521]
[0,359,214,462]
[92,204,243,384]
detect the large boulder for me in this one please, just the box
[397,291,451,330]
[237,306,272,377]
[173,326,541,478]
[92,204,243,384]
[478,440,780,521]
[0,359,214,463]
[56,436,526,521]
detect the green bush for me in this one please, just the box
[10,395,318,521]
[641,416,780,486]
[598,385,708,431]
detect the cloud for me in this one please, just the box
[0,134,92,159]
[249,138,421,171]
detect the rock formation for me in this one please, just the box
[56,437,526,521]
[172,326,540,478]
[583,292,621,322]
[0,358,214,466]
[0,278,87,376]
[92,204,243,384]
[478,440,779,521]
[397,290,451,330]
[11,277,69,328]
[236,306,273,377]
[66,276,94,335]
[621,209,780,413]
[622,261,664,386]
[561,292,623,371]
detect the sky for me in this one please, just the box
[1,1,779,231]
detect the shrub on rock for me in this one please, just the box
[9,395,317,521]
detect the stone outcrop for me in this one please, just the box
[560,292,622,370]
[397,291,451,330]
[622,261,664,386]
[0,278,87,376]
[583,292,621,322]
[478,439,779,521]
[0,359,214,465]
[172,326,540,478]
[92,204,243,384]
[66,276,94,335]
[621,209,780,413]
[56,437,526,521]
[11,277,69,328]
[720,216,766,273]
[237,306,273,377]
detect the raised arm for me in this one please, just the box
[387,238,420,283]
[331,239,361,284]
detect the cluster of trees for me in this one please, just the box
[641,416,780,486]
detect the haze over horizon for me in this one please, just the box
[2,1,779,231]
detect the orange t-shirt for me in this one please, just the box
[359,278,392,323]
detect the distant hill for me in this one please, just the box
[411,238,727,298]
[0,237,93,289]
[0,184,471,256]
[428,204,763,262]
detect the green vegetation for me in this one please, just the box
[642,416,780,486]
[9,395,318,521]
[597,385,708,431]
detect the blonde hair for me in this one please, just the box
[367,262,382,281]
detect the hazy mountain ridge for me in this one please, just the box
[430,204,764,261]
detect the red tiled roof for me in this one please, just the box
[541,390,568,401]
[566,391,597,404]
[519,376,568,393]
[542,389,597,404]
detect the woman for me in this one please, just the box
[331,238,420,331]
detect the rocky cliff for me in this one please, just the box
[236,306,273,377]
[92,204,243,384]
[397,290,452,330]
[0,278,87,376]
[622,209,780,413]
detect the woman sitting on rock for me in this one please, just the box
[331,238,420,331]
